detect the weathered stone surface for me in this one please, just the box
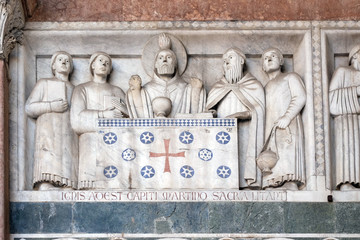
[72,202,209,233]
[28,0,360,22]
[335,203,360,233]
[10,202,72,233]
[7,17,360,240]
[73,202,157,233]
[209,202,285,233]
[284,203,335,233]
[11,202,360,235]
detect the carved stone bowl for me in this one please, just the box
[256,149,278,175]
[152,96,172,118]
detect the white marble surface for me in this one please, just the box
[10,27,315,192]
[87,119,238,189]
[10,21,348,200]
[12,189,360,202]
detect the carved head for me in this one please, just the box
[349,44,360,68]
[154,49,177,76]
[223,48,246,83]
[129,75,142,91]
[51,51,73,76]
[154,33,177,78]
[89,52,112,77]
[262,48,284,73]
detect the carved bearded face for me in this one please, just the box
[154,50,177,76]
[92,54,111,77]
[52,54,72,75]
[262,50,283,73]
[223,50,244,83]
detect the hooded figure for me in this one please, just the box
[329,44,360,190]
[206,48,265,188]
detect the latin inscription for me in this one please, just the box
[61,190,286,202]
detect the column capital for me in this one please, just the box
[0,0,25,61]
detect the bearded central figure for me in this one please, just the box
[206,48,265,188]
[143,33,206,118]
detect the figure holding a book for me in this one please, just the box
[26,51,79,190]
[71,52,127,189]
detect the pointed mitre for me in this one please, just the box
[158,33,172,50]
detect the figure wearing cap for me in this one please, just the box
[70,52,126,189]
[206,48,265,188]
[329,44,360,190]
[25,51,78,190]
[142,33,206,118]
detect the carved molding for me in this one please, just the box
[0,0,25,61]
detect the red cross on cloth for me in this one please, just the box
[149,139,185,173]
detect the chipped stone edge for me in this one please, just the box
[24,21,314,30]
[10,233,360,239]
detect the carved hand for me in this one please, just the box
[190,77,203,89]
[102,107,123,118]
[50,99,68,113]
[275,115,291,129]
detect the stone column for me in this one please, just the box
[0,1,24,239]
[0,59,8,240]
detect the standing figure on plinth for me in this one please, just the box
[141,33,206,117]
[71,52,126,189]
[261,48,306,190]
[25,51,78,190]
[126,75,153,118]
[206,48,265,188]
[329,44,360,190]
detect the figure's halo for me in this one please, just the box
[142,33,187,77]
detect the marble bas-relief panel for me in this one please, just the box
[322,29,360,191]
[9,26,316,196]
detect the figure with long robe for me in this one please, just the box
[25,51,78,190]
[142,33,206,117]
[329,44,360,190]
[71,52,126,189]
[206,48,265,188]
[261,48,306,190]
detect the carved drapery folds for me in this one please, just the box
[20,32,313,191]
[329,44,360,191]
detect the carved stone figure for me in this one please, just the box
[261,48,306,190]
[126,75,153,118]
[70,52,126,189]
[329,44,360,190]
[25,51,78,190]
[206,48,265,188]
[142,33,206,117]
